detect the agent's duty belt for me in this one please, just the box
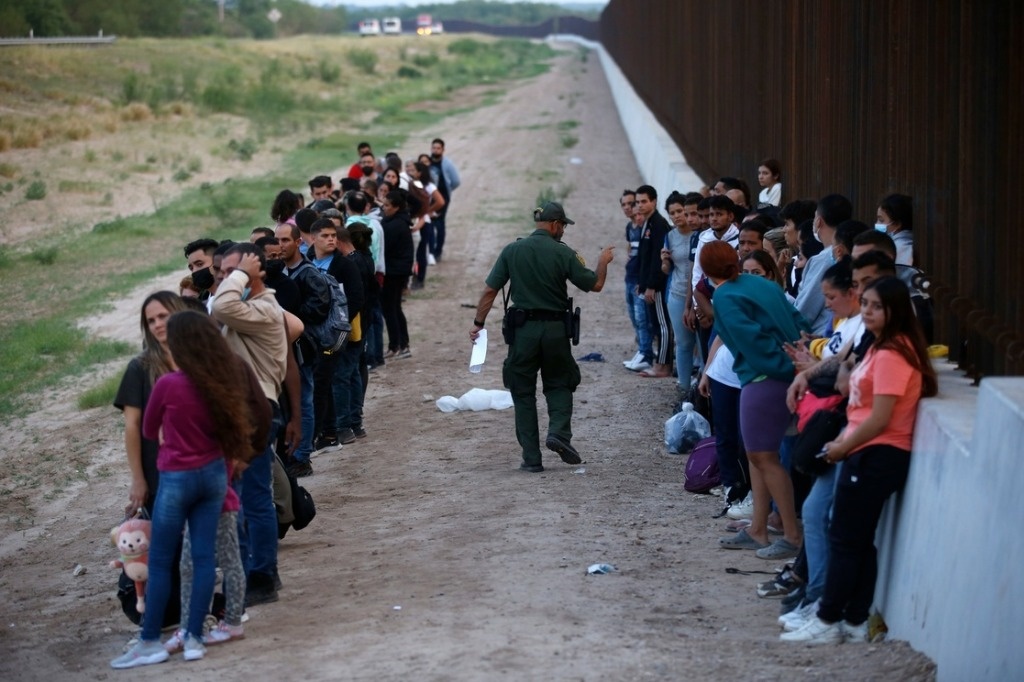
[523,309,566,321]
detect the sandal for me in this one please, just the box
[719,528,770,550]
[755,538,801,560]
[638,370,671,378]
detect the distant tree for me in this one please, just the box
[4,0,76,36]
[237,0,274,39]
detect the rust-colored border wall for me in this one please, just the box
[601,0,1023,377]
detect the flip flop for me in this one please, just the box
[719,528,770,550]
[638,370,670,378]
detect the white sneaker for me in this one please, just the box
[625,358,652,371]
[205,620,245,645]
[163,628,186,654]
[622,351,643,367]
[726,491,754,519]
[842,620,870,643]
[780,615,843,644]
[182,633,206,662]
[780,599,820,631]
[111,639,169,669]
[427,253,436,265]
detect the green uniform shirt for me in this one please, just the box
[485,229,598,310]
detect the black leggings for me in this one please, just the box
[817,444,911,625]
[381,275,409,351]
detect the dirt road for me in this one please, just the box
[0,46,935,680]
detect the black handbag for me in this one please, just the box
[792,408,847,477]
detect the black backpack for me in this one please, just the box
[292,261,351,353]
[274,455,316,539]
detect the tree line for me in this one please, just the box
[0,0,348,39]
[0,0,601,39]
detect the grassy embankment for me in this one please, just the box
[0,35,555,416]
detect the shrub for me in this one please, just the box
[412,53,439,68]
[122,72,144,103]
[0,162,17,178]
[397,66,422,79]
[347,48,378,73]
[29,246,58,265]
[448,39,484,56]
[318,58,341,84]
[172,169,191,183]
[228,138,258,161]
[13,127,43,148]
[25,180,46,200]
[63,119,91,141]
[120,103,153,122]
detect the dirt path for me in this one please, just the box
[0,46,935,680]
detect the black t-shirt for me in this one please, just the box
[113,356,160,512]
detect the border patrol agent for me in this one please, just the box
[470,202,614,472]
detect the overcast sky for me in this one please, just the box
[312,1,608,7]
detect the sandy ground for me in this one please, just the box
[0,47,936,680]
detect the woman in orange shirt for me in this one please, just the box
[782,276,937,644]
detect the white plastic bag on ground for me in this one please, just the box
[435,388,514,412]
[664,402,712,454]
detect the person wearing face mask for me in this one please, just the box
[875,193,914,266]
[254,236,302,316]
[211,243,301,607]
[357,152,379,182]
[794,194,853,336]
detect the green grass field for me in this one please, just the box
[0,34,556,416]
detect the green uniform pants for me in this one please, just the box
[502,320,581,466]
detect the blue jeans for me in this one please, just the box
[332,340,364,431]
[667,290,697,388]
[364,301,385,366]
[431,213,446,258]
[802,463,839,602]
[238,401,282,580]
[295,360,315,463]
[142,457,226,641]
[625,280,653,359]
[709,377,749,490]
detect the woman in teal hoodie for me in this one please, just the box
[700,240,810,561]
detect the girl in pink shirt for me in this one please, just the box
[112,311,264,669]
[783,276,937,644]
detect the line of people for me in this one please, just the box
[618,165,936,645]
[111,139,460,668]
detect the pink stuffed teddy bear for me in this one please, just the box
[110,518,151,613]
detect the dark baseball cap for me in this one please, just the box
[533,201,575,224]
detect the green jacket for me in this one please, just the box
[712,274,810,384]
[485,229,597,310]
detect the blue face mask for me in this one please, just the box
[874,222,889,233]
[241,287,252,301]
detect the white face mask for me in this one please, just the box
[813,226,823,244]
[874,222,889,233]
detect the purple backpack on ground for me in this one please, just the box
[683,436,721,493]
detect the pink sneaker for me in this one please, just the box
[205,621,244,646]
